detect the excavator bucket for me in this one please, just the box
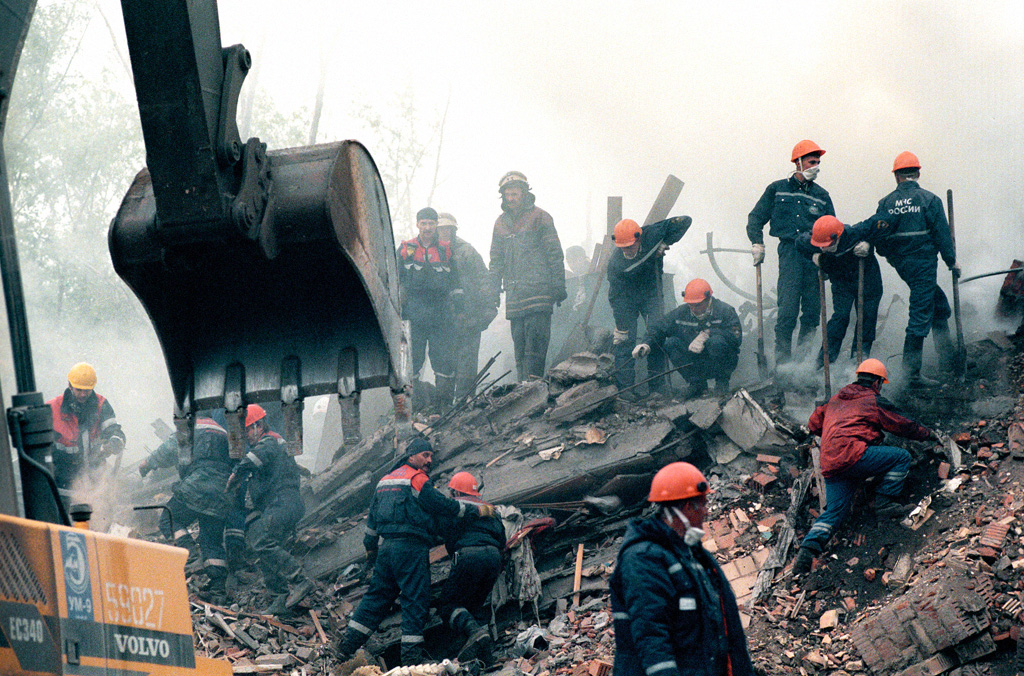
[110,0,409,456]
[110,141,406,451]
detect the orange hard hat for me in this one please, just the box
[791,140,825,163]
[448,471,481,496]
[612,219,642,248]
[649,462,711,503]
[683,278,712,304]
[810,216,844,248]
[892,151,921,172]
[245,404,267,427]
[856,358,889,384]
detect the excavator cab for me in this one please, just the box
[110,0,408,457]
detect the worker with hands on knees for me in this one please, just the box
[611,462,756,676]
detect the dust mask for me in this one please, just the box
[670,506,705,547]
[800,165,820,182]
[821,240,839,254]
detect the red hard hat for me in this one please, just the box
[892,151,921,172]
[791,140,825,163]
[683,278,712,304]
[649,462,711,503]
[245,404,267,427]
[856,358,889,384]
[810,216,844,248]
[448,471,481,496]
[612,219,642,248]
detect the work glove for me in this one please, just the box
[656,242,670,257]
[632,343,651,359]
[138,461,151,478]
[477,504,497,518]
[853,241,871,257]
[811,253,822,268]
[613,328,630,345]
[751,243,765,266]
[950,261,961,279]
[226,460,254,492]
[688,330,711,354]
[553,286,568,305]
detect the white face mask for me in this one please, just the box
[670,506,705,547]
[800,165,820,182]
[821,240,839,253]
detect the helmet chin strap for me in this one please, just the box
[668,506,705,547]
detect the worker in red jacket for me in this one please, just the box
[793,359,937,574]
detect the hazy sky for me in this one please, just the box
[8,0,1024,455]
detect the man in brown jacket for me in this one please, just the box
[489,171,566,380]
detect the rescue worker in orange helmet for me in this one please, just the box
[747,140,836,365]
[607,215,692,398]
[48,362,126,494]
[611,462,755,676]
[792,359,939,575]
[489,172,567,380]
[226,404,315,615]
[865,152,960,387]
[438,471,505,666]
[632,279,742,399]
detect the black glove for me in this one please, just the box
[138,462,151,478]
[553,286,568,304]
[361,549,378,582]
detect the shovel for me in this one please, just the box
[856,257,865,364]
[818,269,832,398]
[755,263,768,377]
[946,189,966,377]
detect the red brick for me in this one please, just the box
[937,462,950,479]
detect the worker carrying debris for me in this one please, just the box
[48,362,126,493]
[868,152,960,387]
[793,359,939,575]
[437,213,499,402]
[489,171,566,380]
[798,215,885,364]
[632,278,742,399]
[439,471,505,666]
[611,462,756,676]
[399,207,462,411]
[607,216,691,396]
[335,438,495,666]
[748,140,835,366]
[139,413,233,603]
[225,404,316,615]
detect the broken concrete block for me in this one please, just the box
[707,435,742,465]
[819,609,839,630]
[656,402,690,425]
[717,390,788,451]
[487,380,550,428]
[548,352,612,384]
[547,385,618,424]
[686,397,722,430]
[555,380,600,408]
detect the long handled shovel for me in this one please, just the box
[755,263,768,377]
[818,269,831,398]
[856,258,865,364]
[946,189,966,377]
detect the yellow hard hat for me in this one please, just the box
[68,362,97,390]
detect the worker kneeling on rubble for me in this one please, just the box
[611,462,755,676]
[336,438,495,666]
[793,359,939,575]
[139,413,233,602]
[632,279,741,399]
[439,471,505,666]
[226,404,316,614]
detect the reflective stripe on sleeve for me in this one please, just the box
[246,451,263,467]
[646,660,678,675]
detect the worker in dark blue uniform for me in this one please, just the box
[607,216,691,397]
[334,438,494,666]
[633,279,742,399]
[871,152,959,386]
[611,462,755,676]
[226,404,315,615]
[748,140,835,365]
[439,471,505,666]
[797,215,885,365]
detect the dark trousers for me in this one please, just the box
[411,319,455,379]
[510,311,552,379]
[453,328,483,400]
[776,240,820,354]
[159,494,227,569]
[245,496,304,593]
[664,334,738,386]
[347,537,431,664]
[889,256,951,338]
[439,545,503,632]
[801,445,911,553]
[612,295,665,390]
[824,257,883,361]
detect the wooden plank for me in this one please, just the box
[310,610,328,644]
[573,544,585,606]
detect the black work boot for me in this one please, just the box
[775,337,793,366]
[875,495,913,518]
[286,571,316,609]
[683,379,708,400]
[334,628,369,662]
[458,626,494,667]
[401,643,427,666]
[903,335,938,387]
[200,565,228,605]
[792,547,815,576]
[262,593,289,616]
